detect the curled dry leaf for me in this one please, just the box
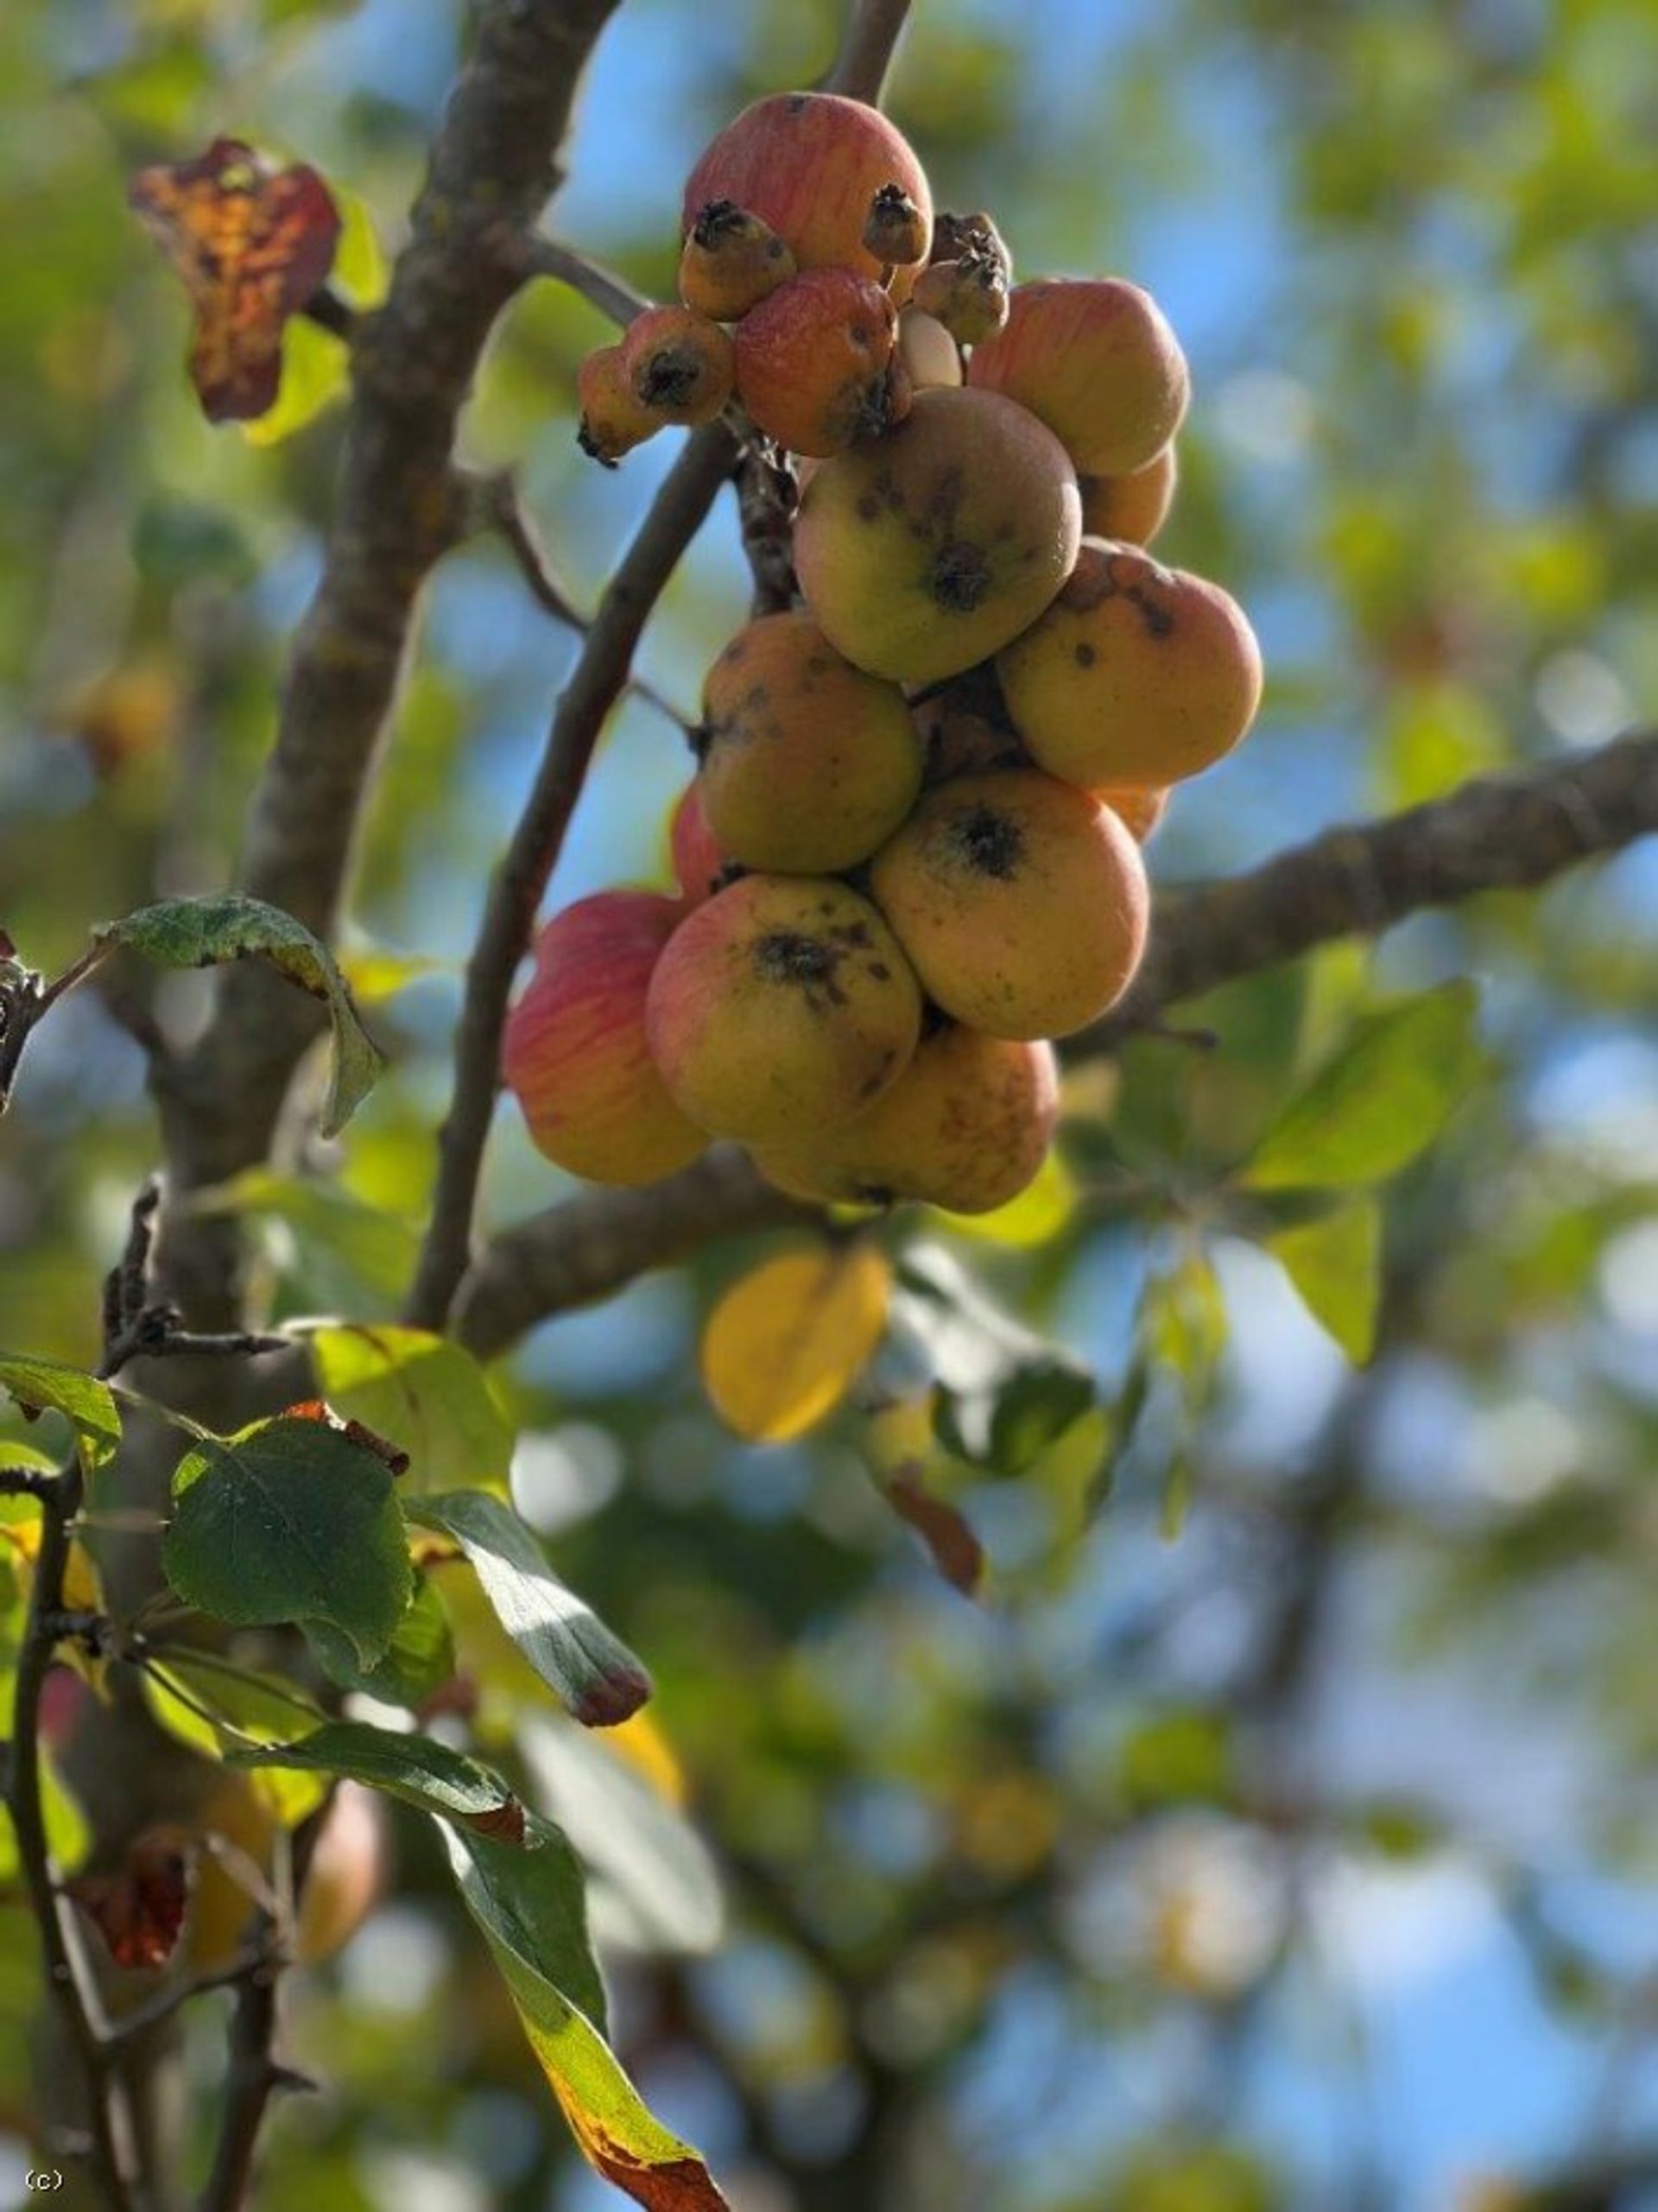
[67,1828,197,1971]
[128,136,341,423]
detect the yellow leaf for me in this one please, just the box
[700,1245,891,1444]
[604,1710,688,1811]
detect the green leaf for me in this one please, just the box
[407,1492,650,1729]
[0,1357,120,1473]
[444,1815,728,2208]
[228,1718,526,1841]
[899,1245,1096,1475]
[142,1650,330,1824]
[95,896,385,1135]
[446,1805,605,2026]
[1145,1252,1228,1409]
[987,1360,1097,1476]
[163,1414,411,1664]
[1243,979,1482,1191]
[307,1324,513,1497]
[304,1568,455,1708]
[1268,1196,1383,1363]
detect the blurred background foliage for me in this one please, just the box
[2,1,1656,2208]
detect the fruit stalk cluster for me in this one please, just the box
[507,92,1262,1218]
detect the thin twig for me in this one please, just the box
[404,419,739,1329]
[4,1455,149,2209]
[300,284,358,343]
[103,1949,274,2049]
[518,235,652,329]
[194,1815,326,2212]
[464,472,698,736]
[824,0,916,101]
[0,1464,60,1499]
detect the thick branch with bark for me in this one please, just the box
[1086,726,1658,1049]
[153,0,626,1327]
[455,729,1658,1357]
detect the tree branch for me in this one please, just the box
[455,1144,810,1358]
[4,1455,150,2209]
[518,235,652,328]
[1085,726,1658,1051]
[404,421,740,1329]
[151,0,629,1329]
[462,471,697,734]
[825,0,915,102]
[454,729,1658,1356]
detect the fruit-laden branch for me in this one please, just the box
[826,0,916,100]
[150,0,625,1328]
[404,421,739,1329]
[453,726,1658,1359]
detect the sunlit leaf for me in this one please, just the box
[244,181,384,447]
[128,136,340,422]
[96,896,385,1136]
[307,1324,513,1497]
[700,1244,891,1444]
[407,1491,650,1728]
[163,1413,411,1664]
[142,1648,330,1824]
[0,1356,120,1473]
[445,1816,728,2209]
[1267,1195,1383,1362]
[520,1715,724,1956]
[1243,979,1482,1190]
[230,1718,527,1842]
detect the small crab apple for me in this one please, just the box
[753,1024,1060,1216]
[864,183,929,270]
[733,267,902,457]
[913,208,1013,343]
[895,305,962,390]
[503,891,706,1186]
[682,92,933,295]
[794,386,1083,686]
[668,782,732,906]
[869,770,1149,1039]
[576,344,662,465]
[968,277,1189,478]
[621,304,735,428]
[647,874,921,1145]
[1079,442,1178,548]
[678,199,796,320]
[699,612,924,873]
[912,251,1010,345]
[997,538,1262,789]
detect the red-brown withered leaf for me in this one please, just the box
[128,136,341,423]
[67,1828,197,1971]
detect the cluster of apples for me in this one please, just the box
[504,92,1262,1217]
